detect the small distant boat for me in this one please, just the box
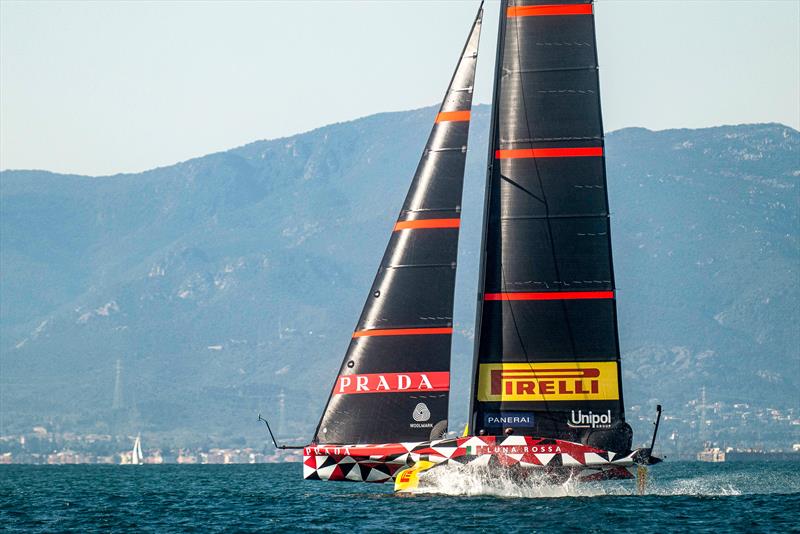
[697,444,726,463]
[131,434,144,465]
[262,0,662,492]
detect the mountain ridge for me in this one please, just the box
[1,106,797,449]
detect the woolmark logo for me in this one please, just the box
[410,403,433,428]
[335,371,449,395]
[567,410,613,429]
[412,403,431,422]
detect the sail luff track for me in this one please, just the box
[313,6,484,445]
[470,0,631,453]
[467,0,509,438]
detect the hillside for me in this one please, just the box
[1,106,797,448]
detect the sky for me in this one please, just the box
[1,0,798,176]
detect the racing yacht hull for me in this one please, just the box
[303,435,647,485]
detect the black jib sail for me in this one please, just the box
[470,0,632,453]
[313,6,483,445]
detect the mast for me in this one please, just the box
[469,0,631,452]
[467,0,509,436]
[313,5,484,445]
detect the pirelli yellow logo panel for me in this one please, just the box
[477,362,620,402]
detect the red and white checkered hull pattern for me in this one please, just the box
[303,436,640,483]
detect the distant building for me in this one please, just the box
[177,450,198,464]
[144,450,164,464]
[697,445,726,462]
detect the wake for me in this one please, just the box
[405,463,800,498]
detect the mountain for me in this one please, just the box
[1,106,798,449]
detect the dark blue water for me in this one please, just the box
[2,462,798,533]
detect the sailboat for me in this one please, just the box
[295,0,661,490]
[131,434,144,465]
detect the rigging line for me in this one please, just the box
[499,174,546,205]
[499,259,553,423]
[510,7,578,357]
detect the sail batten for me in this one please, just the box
[313,6,483,445]
[507,4,593,17]
[353,327,454,338]
[484,291,614,301]
[470,0,631,453]
[393,219,461,231]
[496,147,603,158]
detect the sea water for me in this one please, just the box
[2,462,798,532]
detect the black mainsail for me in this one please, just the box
[313,6,483,445]
[469,0,631,453]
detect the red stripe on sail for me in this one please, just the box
[507,4,593,17]
[393,218,461,231]
[353,327,453,338]
[484,291,614,301]
[435,110,471,123]
[495,147,603,159]
[334,371,450,395]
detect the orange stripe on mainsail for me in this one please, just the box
[507,4,593,17]
[495,147,603,159]
[435,110,471,123]
[352,327,453,338]
[484,291,615,301]
[393,218,461,231]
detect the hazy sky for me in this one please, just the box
[1,0,798,176]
